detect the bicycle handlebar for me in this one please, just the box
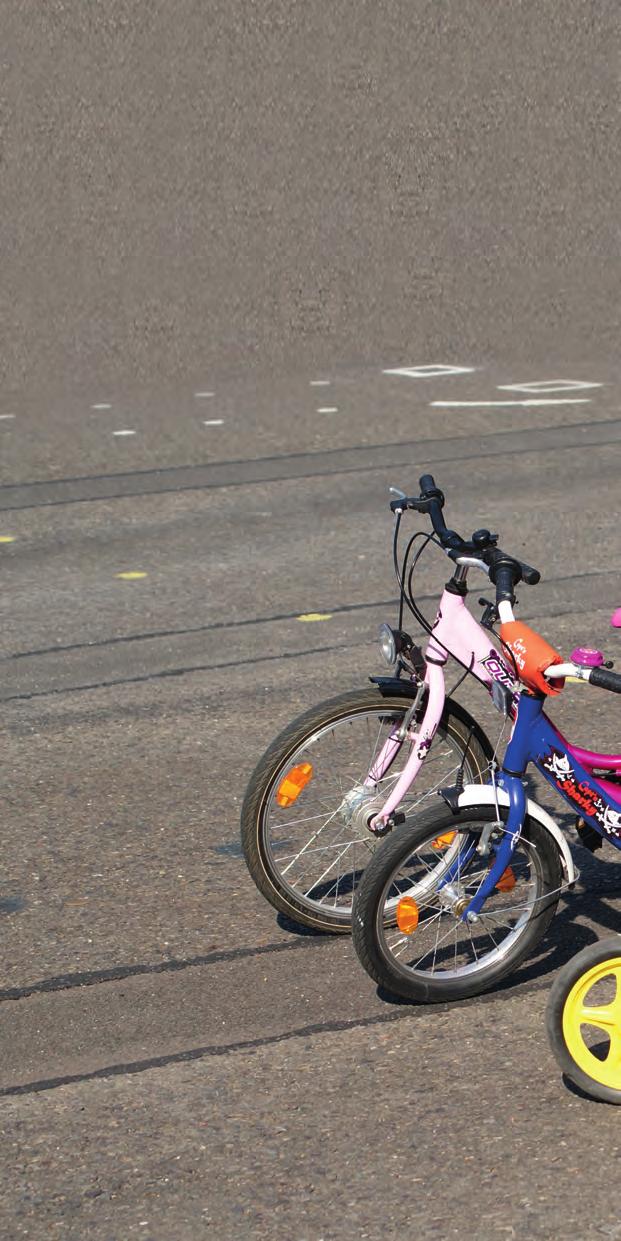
[391,473,541,603]
[588,666,621,695]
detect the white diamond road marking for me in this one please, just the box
[497,380,603,394]
[431,399,591,408]
[382,365,475,379]
[113,429,136,436]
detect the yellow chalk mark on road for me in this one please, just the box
[0,536,15,543]
[116,571,148,580]
[297,612,333,622]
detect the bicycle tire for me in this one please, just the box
[352,802,562,999]
[547,936,621,1104]
[241,687,489,933]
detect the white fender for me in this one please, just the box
[457,783,578,886]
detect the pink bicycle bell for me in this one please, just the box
[611,608,621,628]
[571,646,605,668]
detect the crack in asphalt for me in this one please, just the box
[0,640,372,703]
[0,417,618,512]
[0,959,598,1100]
[3,567,614,664]
[2,883,621,1098]
[0,935,330,1004]
[0,580,614,704]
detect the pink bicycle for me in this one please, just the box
[241,475,529,933]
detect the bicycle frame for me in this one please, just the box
[368,579,516,828]
[462,690,621,920]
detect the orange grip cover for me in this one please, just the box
[499,621,565,696]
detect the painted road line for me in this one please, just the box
[115,571,148,580]
[297,612,333,622]
[112,429,137,436]
[383,365,475,379]
[0,414,16,420]
[195,391,215,398]
[317,407,338,413]
[203,419,224,426]
[91,403,112,410]
[0,536,15,543]
[431,399,592,408]
[498,380,603,394]
[310,380,331,386]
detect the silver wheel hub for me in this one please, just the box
[337,783,386,831]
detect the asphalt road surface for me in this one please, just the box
[2,359,621,1241]
[2,4,621,1240]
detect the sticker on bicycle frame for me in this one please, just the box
[480,652,516,691]
[417,735,433,760]
[476,650,516,699]
[540,748,621,840]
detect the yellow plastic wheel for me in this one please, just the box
[547,937,621,1104]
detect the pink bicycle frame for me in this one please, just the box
[368,586,514,829]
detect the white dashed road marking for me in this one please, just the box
[383,365,475,379]
[113,429,137,436]
[0,414,16,420]
[195,391,215,398]
[91,403,112,410]
[203,419,224,426]
[497,380,603,394]
[431,399,592,408]
[310,380,331,386]
[317,407,338,413]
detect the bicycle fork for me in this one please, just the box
[367,661,447,833]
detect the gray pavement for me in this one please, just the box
[2,363,621,1240]
[2,3,621,1238]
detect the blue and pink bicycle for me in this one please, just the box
[243,471,621,1098]
[351,477,621,1015]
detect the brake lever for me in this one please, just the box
[478,597,499,631]
[389,486,407,514]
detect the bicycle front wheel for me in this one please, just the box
[547,937,621,1104]
[241,687,489,933]
[352,802,562,1001]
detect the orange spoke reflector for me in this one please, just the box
[396,896,419,934]
[276,762,314,807]
[495,865,516,892]
[432,831,457,850]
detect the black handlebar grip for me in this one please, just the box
[494,562,518,604]
[589,667,621,695]
[519,561,541,586]
[419,474,440,499]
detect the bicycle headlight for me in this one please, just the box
[379,624,398,666]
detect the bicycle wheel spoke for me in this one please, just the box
[260,702,483,919]
[279,809,342,876]
[375,820,548,982]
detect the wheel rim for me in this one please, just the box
[375,822,542,981]
[561,958,621,1091]
[261,707,476,919]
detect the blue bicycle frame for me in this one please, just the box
[460,691,621,921]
